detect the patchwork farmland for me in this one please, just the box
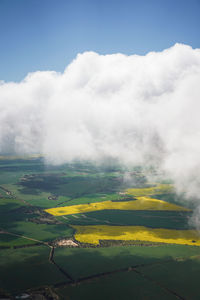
[0,156,199,299]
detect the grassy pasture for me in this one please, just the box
[17,173,122,198]
[55,192,123,207]
[54,244,200,280]
[10,221,73,243]
[5,161,125,208]
[57,210,192,229]
[0,233,36,247]
[138,256,200,300]
[0,246,67,294]
[57,270,177,300]
[0,196,73,245]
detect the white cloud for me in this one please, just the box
[1,43,200,221]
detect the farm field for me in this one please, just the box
[0,156,200,299]
[57,270,178,300]
[56,255,200,300]
[72,224,200,245]
[57,210,192,229]
[45,194,190,216]
[0,246,67,294]
[53,244,200,280]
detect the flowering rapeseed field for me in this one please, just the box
[72,225,200,246]
[45,196,189,216]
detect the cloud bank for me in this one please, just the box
[1,43,200,203]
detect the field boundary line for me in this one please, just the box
[133,268,187,300]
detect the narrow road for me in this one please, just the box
[0,228,50,247]
[49,246,74,283]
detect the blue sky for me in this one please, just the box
[0,0,199,81]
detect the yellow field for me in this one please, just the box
[45,196,190,216]
[72,225,200,246]
[126,184,174,197]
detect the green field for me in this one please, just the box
[53,244,200,280]
[0,156,199,299]
[137,256,200,300]
[0,246,67,294]
[57,271,177,300]
[57,209,192,229]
